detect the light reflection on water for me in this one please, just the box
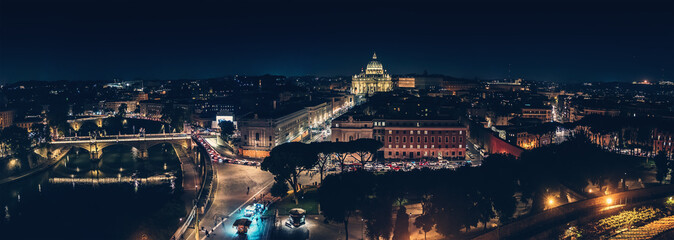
[0,144,184,240]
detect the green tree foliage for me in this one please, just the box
[261,142,317,204]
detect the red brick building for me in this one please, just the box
[331,118,468,160]
[653,129,673,155]
[377,119,467,160]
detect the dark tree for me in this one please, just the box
[310,141,333,184]
[78,121,101,136]
[161,104,188,132]
[269,179,290,198]
[218,120,236,142]
[392,206,410,240]
[0,126,32,168]
[46,99,70,137]
[117,103,127,118]
[261,142,317,204]
[414,213,434,240]
[332,142,352,173]
[351,138,383,168]
[319,172,374,240]
[655,152,669,184]
[103,117,123,135]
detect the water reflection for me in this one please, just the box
[0,144,185,240]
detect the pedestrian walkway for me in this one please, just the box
[172,144,201,239]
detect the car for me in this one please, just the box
[244,205,256,217]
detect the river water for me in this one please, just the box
[0,144,186,240]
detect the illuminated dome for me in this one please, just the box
[365,52,384,74]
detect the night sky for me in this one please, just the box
[1,0,672,83]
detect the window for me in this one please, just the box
[388,136,392,142]
[424,137,428,143]
[269,136,272,141]
[424,131,428,134]
[403,137,407,143]
[459,137,463,142]
[349,136,354,141]
[388,151,392,156]
[417,137,420,142]
[452,151,455,156]
[389,130,392,134]
[396,130,399,134]
[410,130,414,134]
[244,135,248,141]
[452,136,456,143]
[459,151,463,155]
[417,152,421,156]
[410,137,414,143]
[255,133,260,141]
[431,137,435,143]
[438,137,442,143]
[445,137,449,142]
[396,137,399,143]
[395,151,399,156]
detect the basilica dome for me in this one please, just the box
[365,53,384,74]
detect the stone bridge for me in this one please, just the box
[50,133,193,160]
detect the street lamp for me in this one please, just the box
[606,197,614,205]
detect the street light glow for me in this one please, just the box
[606,197,613,205]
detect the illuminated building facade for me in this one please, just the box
[398,77,415,88]
[351,53,393,95]
[0,109,14,129]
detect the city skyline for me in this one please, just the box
[1,0,672,83]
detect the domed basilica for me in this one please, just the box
[351,52,393,95]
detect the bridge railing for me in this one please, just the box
[51,133,190,143]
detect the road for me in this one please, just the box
[181,137,275,240]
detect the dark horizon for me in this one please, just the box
[1,0,672,83]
